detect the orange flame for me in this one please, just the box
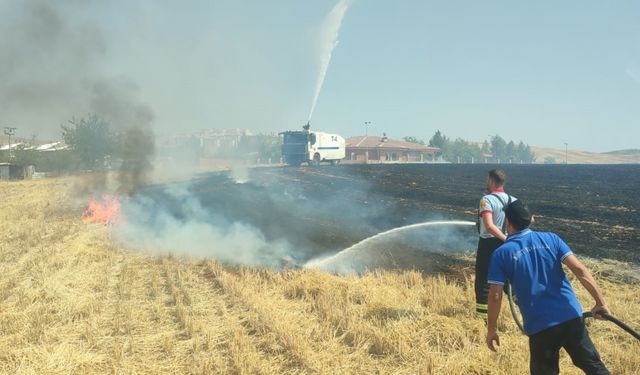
[82,195,121,225]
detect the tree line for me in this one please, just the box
[0,114,282,175]
[404,131,536,164]
[2,118,540,174]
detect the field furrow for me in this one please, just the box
[204,263,384,374]
[200,260,308,374]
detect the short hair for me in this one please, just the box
[505,200,531,230]
[488,169,506,186]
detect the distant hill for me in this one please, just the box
[602,149,640,156]
[531,146,640,164]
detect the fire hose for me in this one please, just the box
[507,287,640,341]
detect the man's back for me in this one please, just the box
[478,191,515,238]
[488,229,583,335]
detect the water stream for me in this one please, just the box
[307,0,350,122]
[304,220,475,273]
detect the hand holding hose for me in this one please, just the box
[591,304,611,320]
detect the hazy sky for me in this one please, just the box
[1,0,639,152]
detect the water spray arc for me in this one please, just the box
[304,220,475,272]
[307,0,350,123]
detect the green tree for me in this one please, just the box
[490,135,507,162]
[481,140,491,155]
[62,114,117,170]
[11,145,38,166]
[429,130,449,149]
[34,150,81,175]
[444,138,484,163]
[258,135,281,162]
[506,141,516,162]
[402,136,425,145]
[238,134,281,163]
[517,141,536,163]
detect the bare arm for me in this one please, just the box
[482,212,507,242]
[486,284,504,351]
[563,254,610,318]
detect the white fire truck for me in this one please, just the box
[280,123,345,166]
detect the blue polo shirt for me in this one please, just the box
[488,229,583,335]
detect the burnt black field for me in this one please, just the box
[143,164,640,264]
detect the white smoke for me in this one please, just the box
[111,168,479,272]
[113,184,292,267]
[230,161,250,184]
[307,0,351,122]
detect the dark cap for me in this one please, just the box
[505,200,531,229]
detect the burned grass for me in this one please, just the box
[151,164,639,264]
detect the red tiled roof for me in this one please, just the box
[346,136,439,152]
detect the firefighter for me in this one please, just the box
[475,169,516,319]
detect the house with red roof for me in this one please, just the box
[345,135,439,163]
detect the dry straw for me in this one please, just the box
[0,178,638,374]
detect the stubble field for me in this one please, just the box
[0,168,639,374]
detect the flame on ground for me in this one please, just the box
[82,195,121,224]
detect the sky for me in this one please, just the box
[1,0,639,152]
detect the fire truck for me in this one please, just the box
[280,123,345,166]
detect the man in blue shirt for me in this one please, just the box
[486,200,611,375]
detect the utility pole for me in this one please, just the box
[364,121,371,137]
[564,142,568,164]
[3,127,16,161]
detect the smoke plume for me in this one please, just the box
[114,183,294,267]
[112,168,478,271]
[1,0,155,192]
[0,1,152,132]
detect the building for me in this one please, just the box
[157,128,253,157]
[345,135,439,163]
[35,141,69,152]
[0,163,34,180]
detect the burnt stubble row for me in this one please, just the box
[153,164,639,264]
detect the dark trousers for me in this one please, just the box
[529,317,610,375]
[475,237,503,317]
